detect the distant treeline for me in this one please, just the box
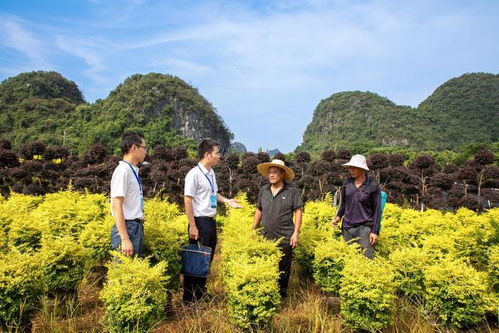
[0,139,497,211]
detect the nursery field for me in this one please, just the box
[0,190,497,332]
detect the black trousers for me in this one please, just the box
[183,216,217,303]
[278,242,293,298]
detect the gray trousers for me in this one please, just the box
[342,224,374,259]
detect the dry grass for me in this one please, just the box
[24,251,497,333]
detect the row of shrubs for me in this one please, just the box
[296,196,498,330]
[1,189,497,331]
[0,191,110,328]
[1,138,497,212]
[218,194,282,328]
[0,190,187,332]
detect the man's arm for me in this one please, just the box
[111,196,133,256]
[253,208,262,230]
[217,193,242,208]
[290,208,302,248]
[332,185,346,226]
[184,195,198,240]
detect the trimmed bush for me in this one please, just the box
[295,196,336,272]
[7,215,45,253]
[488,244,499,293]
[39,236,87,293]
[0,192,43,230]
[423,259,487,328]
[143,198,185,292]
[31,190,107,238]
[80,215,114,263]
[0,251,43,328]
[221,194,282,329]
[312,238,360,295]
[390,246,430,300]
[339,256,396,331]
[100,253,168,333]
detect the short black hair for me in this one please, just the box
[197,139,219,160]
[121,132,145,155]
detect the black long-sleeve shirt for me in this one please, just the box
[336,175,382,234]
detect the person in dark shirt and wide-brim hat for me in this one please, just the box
[253,159,303,298]
[332,154,382,259]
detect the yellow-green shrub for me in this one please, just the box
[144,215,187,292]
[295,197,335,272]
[0,227,8,254]
[0,251,43,328]
[100,253,168,333]
[339,256,396,331]
[7,215,45,253]
[312,238,361,295]
[390,246,430,300]
[488,245,499,292]
[144,197,180,222]
[452,213,497,269]
[31,190,107,238]
[0,192,43,230]
[225,253,281,329]
[39,236,87,293]
[221,193,282,328]
[80,215,114,263]
[143,199,185,292]
[423,259,487,328]
[420,234,456,261]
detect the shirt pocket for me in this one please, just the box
[279,194,293,213]
[357,189,370,204]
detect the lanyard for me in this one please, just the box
[197,164,215,193]
[123,161,142,193]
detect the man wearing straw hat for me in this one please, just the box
[253,159,303,297]
[332,154,381,259]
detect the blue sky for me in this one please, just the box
[1,0,498,152]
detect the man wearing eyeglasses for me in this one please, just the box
[110,131,147,257]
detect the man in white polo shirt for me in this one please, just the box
[183,139,242,303]
[110,132,147,257]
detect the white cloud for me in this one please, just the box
[1,0,497,151]
[0,16,53,70]
[55,35,107,85]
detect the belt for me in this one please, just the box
[125,218,144,224]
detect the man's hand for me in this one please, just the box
[189,225,199,240]
[331,216,341,227]
[121,239,134,256]
[369,232,378,245]
[290,232,299,248]
[226,199,243,209]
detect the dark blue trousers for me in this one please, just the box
[183,216,217,302]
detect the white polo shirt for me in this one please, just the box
[184,163,218,217]
[110,161,144,220]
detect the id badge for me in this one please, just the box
[141,196,145,213]
[209,194,217,208]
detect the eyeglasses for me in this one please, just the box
[136,144,147,150]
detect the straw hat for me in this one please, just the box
[342,154,369,171]
[257,159,295,181]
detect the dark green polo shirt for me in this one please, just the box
[257,182,303,243]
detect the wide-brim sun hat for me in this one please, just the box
[257,159,295,182]
[342,154,369,171]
